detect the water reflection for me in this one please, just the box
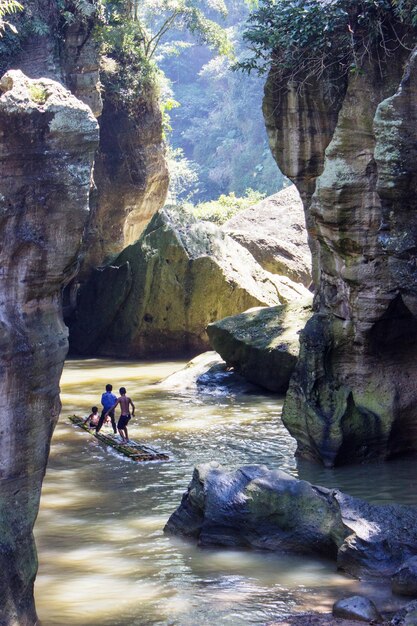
[35,359,416,625]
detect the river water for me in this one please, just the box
[35,358,417,626]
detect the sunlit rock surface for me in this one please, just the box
[157,351,262,395]
[165,463,417,580]
[265,39,417,466]
[207,298,312,393]
[81,86,169,274]
[69,207,285,357]
[0,70,98,625]
[223,185,312,287]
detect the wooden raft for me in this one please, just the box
[69,415,169,462]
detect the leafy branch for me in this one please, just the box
[235,0,417,81]
[0,0,23,36]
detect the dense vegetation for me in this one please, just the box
[160,0,287,203]
[0,0,287,212]
[238,0,417,80]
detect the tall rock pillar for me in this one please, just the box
[0,70,98,624]
[279,50,417,466]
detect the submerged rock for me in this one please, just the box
[333,596,382,623]
[207,298,312,393]
[157,351,262,396]
[392,557,417,597]
[0,70,98,624]
[391,601,417,625]
[69,207,285,357]
[165,463,417,580]
[223,185,312,287]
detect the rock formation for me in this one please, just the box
[207,298,312,393]
[80,81,169,275]
[165,462,417,581]
[264,25,417,465]
[0,70,98,625]
[157,351,262,396]
[223,185,312,286]
[69,207,288,357]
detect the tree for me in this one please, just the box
[102,0,232,62]
[237,0,417,79]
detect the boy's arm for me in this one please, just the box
[129,398,135,415]
[105,398,119,417]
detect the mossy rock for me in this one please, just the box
[206,297,312,393]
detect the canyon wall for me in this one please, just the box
[0,70,98,625]
[0,3,169,622]
[265,45,417,466]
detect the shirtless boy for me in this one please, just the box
[105,387,135,442]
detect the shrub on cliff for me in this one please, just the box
[188,188,265,224]
[237,0,417,80]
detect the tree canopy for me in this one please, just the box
[237,0,417,79]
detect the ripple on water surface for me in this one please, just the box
[35,358,417,625]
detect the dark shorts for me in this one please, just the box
[118,414,131,429]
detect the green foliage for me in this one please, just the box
[189,188,265,224]
[0,0,98,72]
[101,0,232,61]
[161,3,287,202]
[166,145,200,203]
[99,19,159,105]
[28,83,49,103]
[97,0,232,114]
[0,0,22,35]
[237,0,417,79]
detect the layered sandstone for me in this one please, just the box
[266,43,417,465]
[223,185,312,286]
[0,70,98,624]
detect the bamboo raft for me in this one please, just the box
[69,415,169,462]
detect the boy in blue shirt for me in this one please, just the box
[96,384,117,434]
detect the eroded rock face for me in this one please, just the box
[223,185,312,287]
[79,83,169,276]
[165,463,417,580]
[69,207,284,357]
[207,298,312,393]
[268,42,417,465]
[0,70,98,624]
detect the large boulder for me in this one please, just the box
[157,351,262,396]
[265,11,417,466]
[69,207,288,357]
[165,463,417,580]
[223,185,312,286]
[332,596,382,623]
[207,298,312,393]
[0,70,98,625]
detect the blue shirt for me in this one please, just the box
[101,391,117,412]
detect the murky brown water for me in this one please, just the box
[34,358,417,626]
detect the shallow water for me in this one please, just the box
[34,358,417,626]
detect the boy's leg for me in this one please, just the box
[95,409,106,433]
[109,411,117,434]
